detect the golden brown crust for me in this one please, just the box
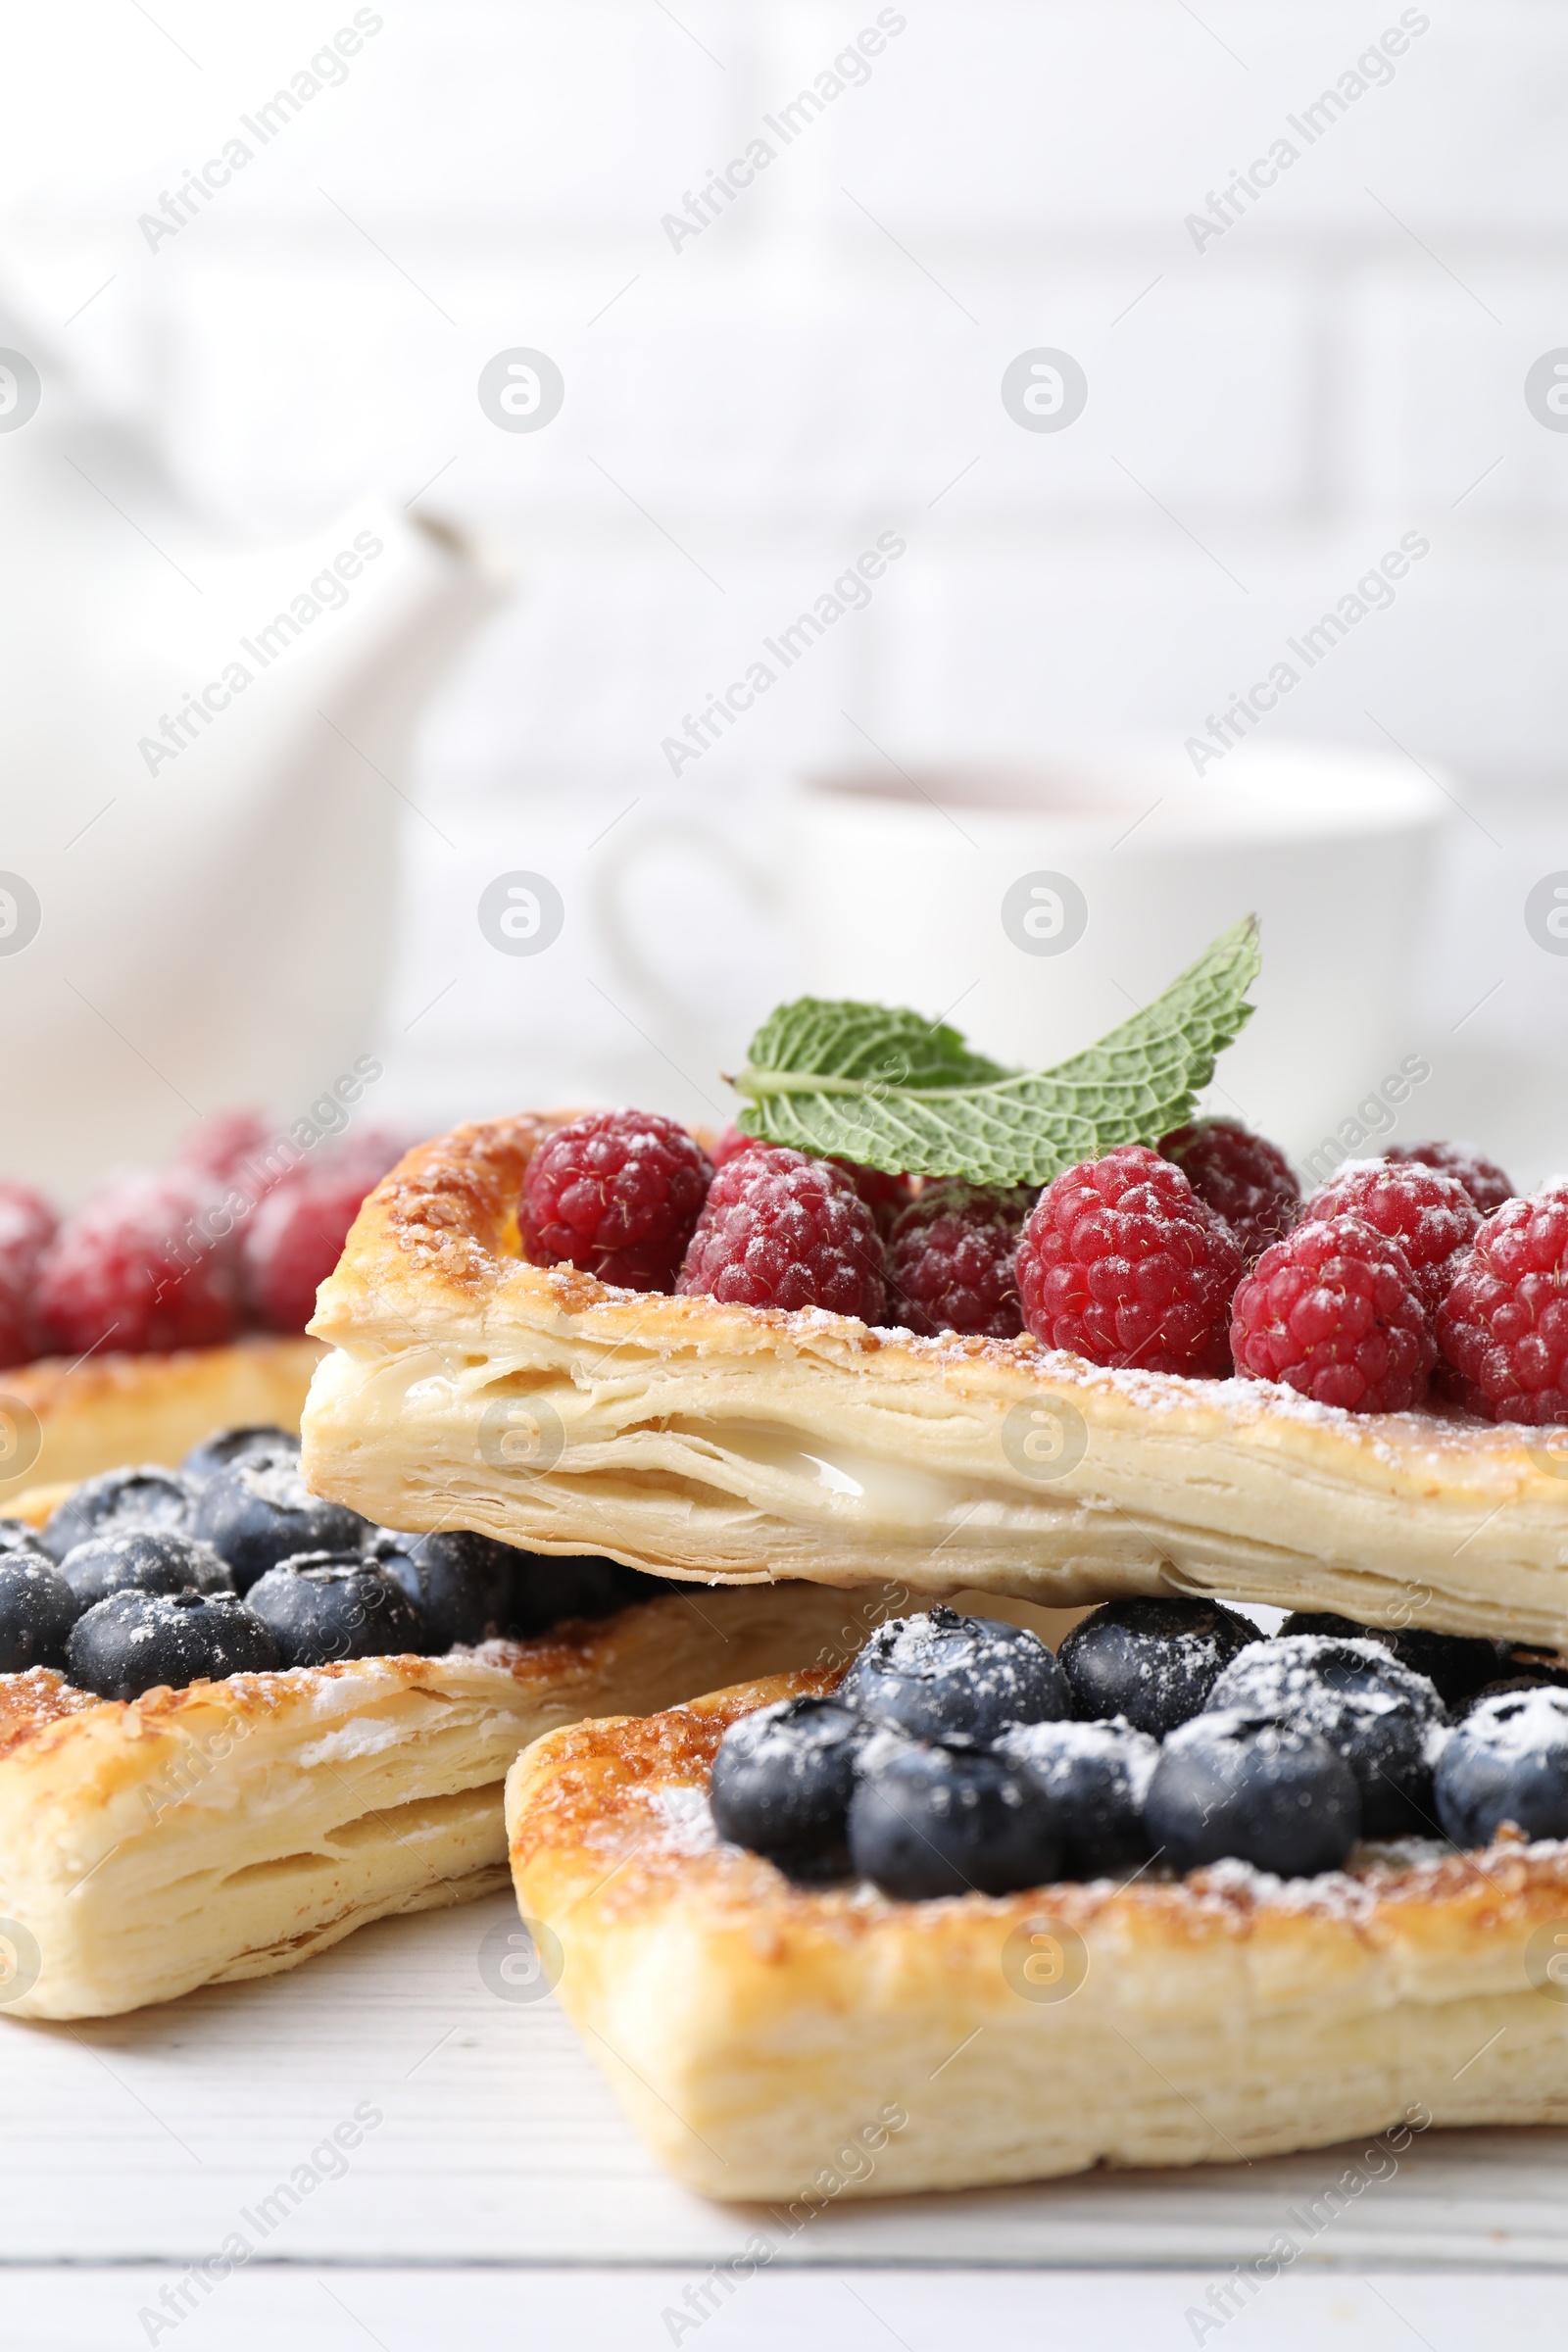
[0,1445,902,2018]
[506,1672,1568,2200]
[510,1671,1568,1939]
[369,1111,546,1290]
[0,1668,100,1758]
[302,1116,1568,1647]
[0,1335,322,1503]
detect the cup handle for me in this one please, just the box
[590,817,778,1040]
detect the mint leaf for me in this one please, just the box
[740,1001,1010,1096]
[731,915,1260,1184]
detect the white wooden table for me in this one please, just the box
[7,1890,1568,2347]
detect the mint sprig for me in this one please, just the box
[731,915,1260,1185]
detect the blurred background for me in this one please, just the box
[5,0,1568,1199]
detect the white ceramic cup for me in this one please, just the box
[594,743,1448,1157]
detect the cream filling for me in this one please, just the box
[661,1416,999,1525]
[316,1345,1064,1536]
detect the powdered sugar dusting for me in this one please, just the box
[298,1715,407,1767]
[1001,1714,1160,1802]
[1461,1685,1568,1758]
[1184,1833,1568,1923]
[844,1608,1056,1733]
[1212,1635,1445,1729]
[652,1783,720,1854]
[1188,1853,1386,1923]
[542,1266,1568,1482]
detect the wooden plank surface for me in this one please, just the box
[9,2264,1568,2352]
[3,1891,1567,2273]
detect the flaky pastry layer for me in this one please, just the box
[1,1335,323,1510]
[302,1116,1568,1648]
[506,1672,1568,2201]
[0,1581,885,2019]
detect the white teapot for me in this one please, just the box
[0,326,506,1197]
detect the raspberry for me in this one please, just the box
[884,1182,1032,1339]
[1388,1140,1515,1217]
[323,1124,411,1186]
[0,1181,57,1370]
[521,1109,712,1292]
[709,1125,757,1170]
[240,1138,405,1333]
[1230,1215,1434,1413]
[828,1157,916,1236]
[1435,1187,1568,1425]
[168,1110,284,1285]
[676,1145,885,1320]
[35,1170,239,1357]
[1158,1117,1299,1265]
[172,1109,276,1190]
[1301,1158,1478,1318]
[709,1130,912,1233]
[1015,1144,1243,1377]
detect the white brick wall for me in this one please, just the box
[7,0,1568,1171]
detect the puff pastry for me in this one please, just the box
[506,1669,1568,2200]
[302,1116,1568,1651]
[0,1580,890,2020]
[0,1335,322,1508]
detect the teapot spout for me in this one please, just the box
[0,458,512,1195]
[302,502,512,777]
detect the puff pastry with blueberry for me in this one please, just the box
[0,1425,890,2018]
[507,1601,1568,2198]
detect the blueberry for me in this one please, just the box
[998,1717,1158,1878]
[1279,1610,1377,1642]
[1381,1629,1507,1711]
[1145,1710,1361,1878]
[0,1551,80,1672]
[365,1531,652,1644]
[1282,1611,1503,1710]
[1436,1687,1568,1845]
[710,1695,869,1879]
[245,1554,434,1668]
[847,1734,1062,1899]
[66,1589,280,1700]
[503,1551,655,1637]
[837,1605,1068,1744]
[1208,1635,1444,1838]
[58,1528,235,1611]
[1057,1597,1262,1738]
[192,1457,368,1592]
[40,1466,199,1562]
[1463,1670,1568,1717]
[365,1529,514,1649]
[1473,1648,1568,1708]
[180,1424,298,1486]
[0,1519,43,1556]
